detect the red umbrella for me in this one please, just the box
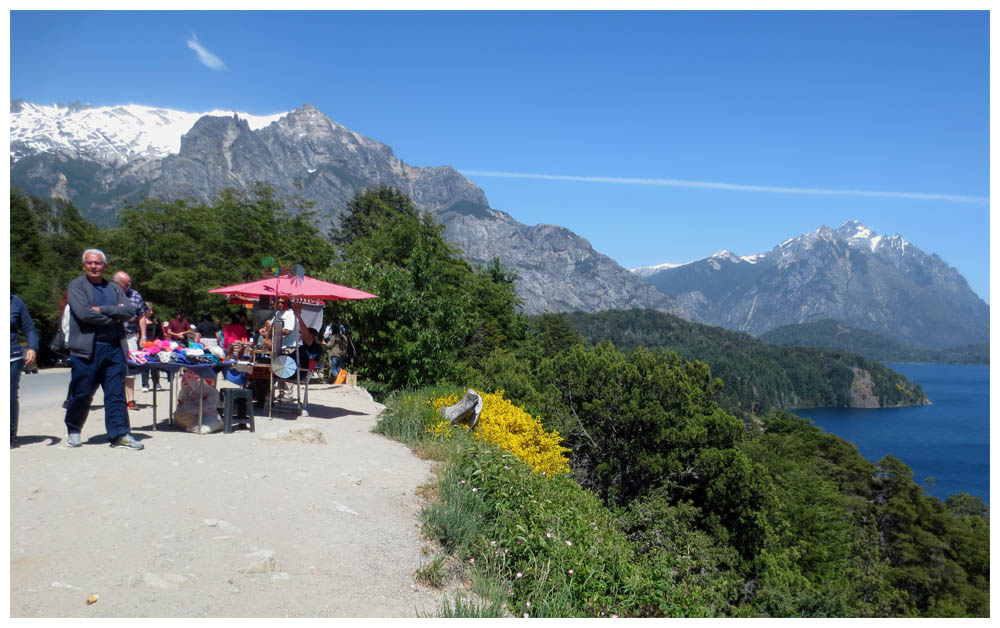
[209,275,377,302]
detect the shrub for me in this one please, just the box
[618,494,744,616]
[448,440,645,617]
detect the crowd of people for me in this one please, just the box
[10,247,356,450]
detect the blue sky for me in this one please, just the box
[9,10,991,302]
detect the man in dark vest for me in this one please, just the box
[63,248,144,450]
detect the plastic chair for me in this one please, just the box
[221,387,255,433]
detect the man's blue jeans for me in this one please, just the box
[64,342,131,441]
[11,358,23,438]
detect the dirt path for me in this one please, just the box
[9,371,450,617]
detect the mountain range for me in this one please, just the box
[636,221,988,349]
[10,100,682,318]
[9,101,987,349]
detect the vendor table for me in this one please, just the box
[126,361,233,431]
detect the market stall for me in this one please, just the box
[208,273,376,418]
[126,334,234,432]
[126,359,231,431]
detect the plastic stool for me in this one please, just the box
[221,388,255,433]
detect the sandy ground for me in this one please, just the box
[9,369,453,618]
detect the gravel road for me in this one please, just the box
[9,369,451,617]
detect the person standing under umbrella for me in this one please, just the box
[196,312,221,348]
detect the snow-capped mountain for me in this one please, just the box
[10,100,287,165]
[638,222,923,275]
[632,250,763,276]
[9,100,489,226]
[9,100,686,317]
[638,221,988,349]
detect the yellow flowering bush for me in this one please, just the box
[426,417,456,440]
[431,393,460,414]
[425,394,461,440]
[431,390,570,475]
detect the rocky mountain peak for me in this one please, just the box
[293,102,322,115]
[836,219,872,239]
[280,103,333,128]
[711,249,742,263]
[641,220,988,349]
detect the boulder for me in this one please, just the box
[439,389,483,430]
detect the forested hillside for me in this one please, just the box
[557,308,928,415]
[760,319,989,364]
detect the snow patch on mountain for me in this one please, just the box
[631,261,682,277]
[10,102,288,166]
[712,249,741,262]
[633,248,770,276]
[836,220,912,256]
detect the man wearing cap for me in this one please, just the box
[63,249,143,450]
[113,270,147,410]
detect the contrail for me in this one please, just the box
[459,170,989,204]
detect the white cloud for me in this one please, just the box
[186,34,226,71]
[459,170,989,205]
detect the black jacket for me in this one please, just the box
[66,275,135,360]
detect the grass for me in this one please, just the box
[374,386,658,618]
[415,554,448,588]
[427,593,507,618]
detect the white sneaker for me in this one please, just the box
[141,386,150,392]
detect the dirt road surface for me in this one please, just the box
[9,369,450,618]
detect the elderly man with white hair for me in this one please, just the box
[62,248,143,450]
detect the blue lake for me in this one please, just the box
[794,362,989,504]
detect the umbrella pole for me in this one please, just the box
[269,280,281,420]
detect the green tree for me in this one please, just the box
[10,189,55,310]
[460,258,528,363]
[536,343,756,516]
[102,186,335,318]
[872,455,989,616]
[531,312,586,361]
[328,187,529,398]
[327,259,474,396]
[333,184,420,251]
[10,190,104,360]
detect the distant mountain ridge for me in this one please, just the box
[760,319,989,364]
[631,250,765,276]
[638,221,988,350]
[9,100,683,317]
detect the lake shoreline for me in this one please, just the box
[793,362,989,504]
